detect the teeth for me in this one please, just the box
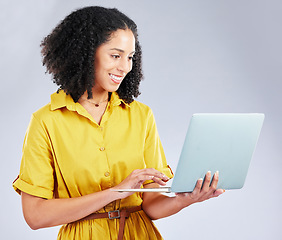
[110,74,122,81]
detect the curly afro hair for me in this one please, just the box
[41,6,143,104]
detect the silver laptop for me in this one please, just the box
[112,113,264,193]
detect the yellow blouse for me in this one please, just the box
[13,90,173,239]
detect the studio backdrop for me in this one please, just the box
[1,0,281,239]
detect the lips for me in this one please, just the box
[109,73,123,84]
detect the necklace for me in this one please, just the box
[81,97,108,107]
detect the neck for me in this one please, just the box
[80,90,109,103]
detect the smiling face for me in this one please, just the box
[93,29,136,94]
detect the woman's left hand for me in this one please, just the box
[175,171,225,208]
[142,171,224,220]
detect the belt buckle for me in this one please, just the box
[108,210,120,219]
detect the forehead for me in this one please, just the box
[100,29,136,52]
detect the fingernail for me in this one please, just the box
[163,176,169,182]
[163,174,169,179]
[223,189,225,193]
[216,171,219,176]
[198,178,203,181]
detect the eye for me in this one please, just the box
[128,56,134,61]
[111,54,120,59]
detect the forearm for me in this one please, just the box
[142,193,194,220]
[22,189,121,230]
[142,183,194,220]
[21,168,171,229]
[142,173,224,220]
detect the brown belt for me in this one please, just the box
[79,206,142,240]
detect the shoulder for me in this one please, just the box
[32,91,68,122]
[32,103,53,122]
[126,100,156,126]
[129,99,153,116]
[32,101,64,127]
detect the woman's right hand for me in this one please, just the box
[111,168,169,199]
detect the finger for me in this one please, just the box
[130,175,154,189]
[142,168,170,182]
[193,178,203,195]
[210,171,219,190]
[187,178,202,200]
[136,174,155,183]
[175,192,189,197]
[130,168,169,187]
[201,171,212,193]
[212,189,225,197]
[136,174,167,186]
[151,176,167,186]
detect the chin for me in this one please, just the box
[107,82,123,92]
[106,86,120,93]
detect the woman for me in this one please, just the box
[13,6,224,240]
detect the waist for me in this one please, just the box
[78,205,142,222]
[95,198,143,213]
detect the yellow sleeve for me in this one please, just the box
[13,114,54,199]
[143,109,173,185]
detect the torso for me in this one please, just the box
[14,90,170,239]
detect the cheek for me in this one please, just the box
[95,55,112,71]
[129,62,133,72]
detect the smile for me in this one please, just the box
[109,73,123,84]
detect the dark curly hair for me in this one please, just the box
[41,6,143,103]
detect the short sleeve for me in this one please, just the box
[13,114,55,199]
[143,109,173,185]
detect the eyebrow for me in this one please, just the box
[110,48,135,54]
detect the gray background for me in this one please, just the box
[1,0,281,239]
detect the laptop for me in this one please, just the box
[111,113,265,193]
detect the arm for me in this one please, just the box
[21,168,168,230]
[22,189,118,230]
[142,171,224,220]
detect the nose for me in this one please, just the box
[117,58,132,74]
